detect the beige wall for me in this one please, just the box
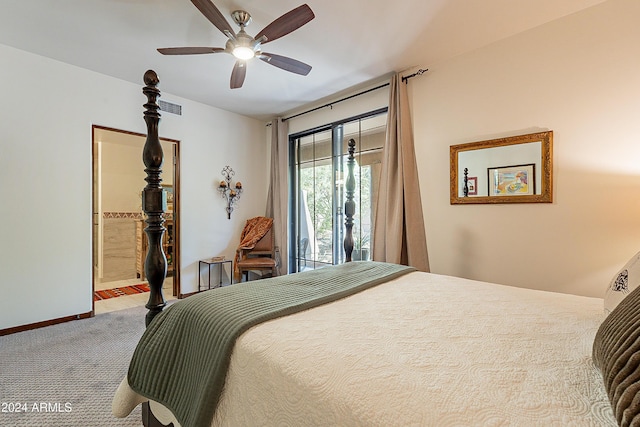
[4,0,635,332]
[410,0,640,297]
[0,43,268,330]
[100,137,174,213]
[265,0,640,299]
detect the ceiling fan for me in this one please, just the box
[158,0,315,89]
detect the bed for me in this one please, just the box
[115,70,635,426]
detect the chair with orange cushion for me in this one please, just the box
[236,225,277,282]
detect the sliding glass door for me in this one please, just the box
[289,109,387,272]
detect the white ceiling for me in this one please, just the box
[0,0,606,121]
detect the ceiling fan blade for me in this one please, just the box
[191,0,235,37]
[260,53,312,76]
[157,47,225,55]
[255,4,314,44]
[230,61,247,89]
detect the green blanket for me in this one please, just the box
[127,261,414,427]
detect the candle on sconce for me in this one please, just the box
[217,166,243,219]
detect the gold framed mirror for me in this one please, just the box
[450,131,553,204]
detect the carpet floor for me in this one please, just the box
[0,305,155,426]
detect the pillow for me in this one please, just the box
[605,251,640,315]
[593,284,640,425]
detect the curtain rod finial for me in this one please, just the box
[402,68,428,84]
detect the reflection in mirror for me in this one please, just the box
[450,131,553,204]
[458,142,541,197]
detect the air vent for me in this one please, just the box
[158,100,182,116]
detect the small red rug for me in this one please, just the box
[94,283,150,301]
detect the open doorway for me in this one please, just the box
[92,125,180,313]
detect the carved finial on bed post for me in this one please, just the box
[344,139,356,262]
[463,167,469,197]
[141,70,167,327]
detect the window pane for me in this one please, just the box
[298,131,331,165]
[339,118,385,262]
[292,110,386,272]
[299,163,333,269]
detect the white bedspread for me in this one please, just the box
[114,271,616,426]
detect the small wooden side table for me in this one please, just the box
[198,258,233,291]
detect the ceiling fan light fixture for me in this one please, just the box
[158,1,315,89]
[232,46,255,60]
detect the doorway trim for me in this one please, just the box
[91,125,181,314]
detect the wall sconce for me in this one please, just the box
[218,165,243,219]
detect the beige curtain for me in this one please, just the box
[372,74,430,271]
[265,118,289,275]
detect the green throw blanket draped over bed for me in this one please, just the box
[127,261,415,427]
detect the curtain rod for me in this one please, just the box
[278,68,428,123]
[401,68,428,83]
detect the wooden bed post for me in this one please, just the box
[141,70,167,327]
[344,139,356,262]
[463,167,469,197]
[141,70,171,427]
